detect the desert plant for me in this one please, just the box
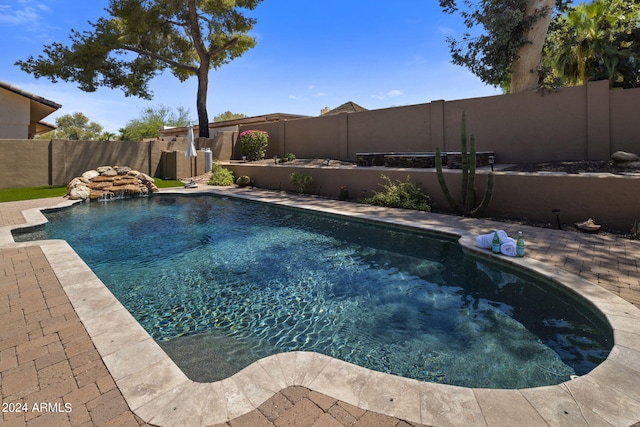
[239,130,269,161]
[339,186,349,201]
[236,175,251,187]
[364,175,431,212]
[208,163,235,186]
[289,172,313,193]
[279,152,296,163]
[436,112,494,216]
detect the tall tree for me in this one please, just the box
[119,105,192,141]
[213,111,248,122]
[38,112,104,140]
[543,0,640,88]
[439,0,569,92]
[16,0,261,138]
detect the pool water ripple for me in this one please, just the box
[14,195,612,388]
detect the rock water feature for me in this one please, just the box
[66,166,159,201]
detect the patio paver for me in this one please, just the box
[2,191,640,426]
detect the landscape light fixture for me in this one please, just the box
[273,155,278,165]
[552,208,562,229]
[488,155,495,172]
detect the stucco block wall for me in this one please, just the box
[223,163,640,231]
[239,81,639,164]
[0,139,50,187]
[0,90,30,139]
[610,88,640,153]
[348,104,432,156]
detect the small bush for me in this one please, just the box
[279,153,296,163]
[364,175,431,212]
[239,130,269,161]
[289,172,313,193]
[236,175,251,187]
[208,164,235,186]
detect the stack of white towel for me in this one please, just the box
[476,230,517,257]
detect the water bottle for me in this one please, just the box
[492,231,501,254]
[516,231,525,257]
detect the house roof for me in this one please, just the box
[321,101,368,116]
[0,81,62,110]
[0,81,62,135]
[34,120,57,135]
[159,113,309,138]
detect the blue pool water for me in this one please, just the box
[14,195,612,388]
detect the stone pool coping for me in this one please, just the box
[4,187,640,426]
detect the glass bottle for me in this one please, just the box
[516,231,525,257]
[492,231,501,254]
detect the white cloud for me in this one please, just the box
[0,1,50,26]
[407,54,429,66]
[314,92,328,97]
[288,95,298,99]
[437,25,456,36]
[371,90,404,100]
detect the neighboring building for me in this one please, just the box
[320,101,367,116]
[0,81,61,139]
[159,113,309,140]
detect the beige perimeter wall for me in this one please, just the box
[239,81,640,164]
[224,163,640,232]
[0,131,237,188]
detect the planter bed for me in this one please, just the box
[356,151,494,169]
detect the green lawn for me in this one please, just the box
[154,178,185,189]
[0,178,184,203]
[0,185,68,202]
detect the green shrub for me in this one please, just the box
[279,152,296,163]
[239,129,269,161]
[289,172,313,193]
[208,164,235,186]
[236,175,251,187]
[364,175,431,212]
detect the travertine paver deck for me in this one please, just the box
[2,191,640,426]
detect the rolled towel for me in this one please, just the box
[500,237,517,257]
[476,230,509,249]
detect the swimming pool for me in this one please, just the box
[14,195,612,389]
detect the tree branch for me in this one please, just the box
[208,37,239,59]
[120,44,198,73]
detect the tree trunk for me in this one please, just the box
[196,66,210,138]
[510,0,556,93]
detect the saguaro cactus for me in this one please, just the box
[435,112,494,216]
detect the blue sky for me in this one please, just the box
[1,0,501,132]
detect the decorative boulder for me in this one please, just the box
[68,185,91,201]
[82,170,100,181]
[611,151,640,169]
[116,166,131,175]
[96,166,118,176]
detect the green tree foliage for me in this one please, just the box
[213,111,248,122]
[100,131,117,141]
[119,105,192,141]
[40,112,104,140]
[439,0,569,92]
[16,0,262,138]
[542,0,640,88]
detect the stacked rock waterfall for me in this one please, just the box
[67,166,159,200]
